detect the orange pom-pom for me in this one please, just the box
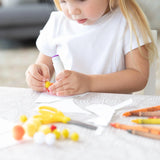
[12,125,25,140]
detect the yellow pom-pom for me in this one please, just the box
[53,129,61,139]
[25,122,37,137]
[45,81,52,89]
[70,132,79,141]
[62,129,69,139]
[31,118,42,131]
[39,125,51,135]
[19,115,27,123]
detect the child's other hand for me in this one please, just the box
[48,70,90,96]
[25,64,50,92]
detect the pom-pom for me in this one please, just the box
[39,125,51,135]
[70,132,79,141]
[12,125,25,140]
[25,122,37,137]
[19,115,27,123]
[33,132,45,144]
[53,129,61,139]
[62,129,69,139]
[45,133,56,145]
[50,125,57,131]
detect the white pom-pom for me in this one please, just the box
[33,132,45,144]
[45,133,56,145]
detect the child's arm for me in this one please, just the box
[48,46,149,96]
[25,53,54,92]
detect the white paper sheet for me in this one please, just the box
[86,99,133,127]
[36,99,90,115]
[35,92,87,103]
[35,93,73,103]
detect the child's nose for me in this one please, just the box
[68,4,81,15]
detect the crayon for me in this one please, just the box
[131,111,160,117]
[123,105,160,117]
[110,123,160,135]
[132,118,160,124]
[127,129,160,140]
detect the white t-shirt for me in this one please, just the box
[36,7,145,75]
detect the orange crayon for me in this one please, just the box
[134,111,160,117]
[110,123,160,135]
[127,130,160,140]
[123,105,160,117]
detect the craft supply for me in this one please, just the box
[133,111,160,117]
[25,122,37,137]
[33,132,45,144]
[68,119,97,130]
[31,118,42,130]
[62,129,69,139]
[19,115,27,123]
[34,106,97,130]
[45,133,56,145]
[24,118,42,137]
[123,105,160,117]
[53,129,61,139]
[52,55,65,76]
[12,125,25,140]
[39,125,51,135]
[127,130,160,140]
[50,125,57,131]
[110,123,160,135]
[45,81,53,89]
[86,99,133,127]
[70,132,79,141]
[132,118,160,124]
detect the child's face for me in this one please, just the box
[59,0,110,25]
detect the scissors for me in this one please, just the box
[34,106,97,130]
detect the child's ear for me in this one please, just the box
[54,0,62,11]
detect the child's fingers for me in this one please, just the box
[26,64,47,82]
[28,70,46,82]
[26,72,46,91]
[56,70,71,81]
[27,75,46,87]
[31,85,47,92]
[48,79,69,92]
[40,64,50,81]
[56,89,75,97]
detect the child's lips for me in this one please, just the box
[76,18,87,24]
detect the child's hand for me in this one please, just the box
[25,64,50,92]
[48,70,90,96]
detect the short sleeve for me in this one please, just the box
[36,12,59,57]
[123,25,146,55]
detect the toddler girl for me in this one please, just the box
[26,0,157,96]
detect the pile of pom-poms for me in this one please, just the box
[12,115,79,146]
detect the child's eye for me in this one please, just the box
[59,0,66,3]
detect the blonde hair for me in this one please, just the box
[54,0,62,11]
[54,0,157,62]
